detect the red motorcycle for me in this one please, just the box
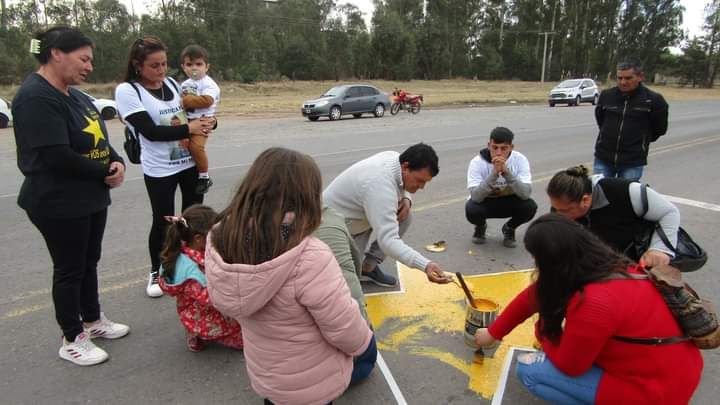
[390,89,423,115]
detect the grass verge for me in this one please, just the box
[2,79,720,118]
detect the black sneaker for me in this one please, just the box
[360,266,398,287]
[502,223,516,248]
[472,223,487,244]
[195,177,213,194]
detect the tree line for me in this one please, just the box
[0,0,717,87]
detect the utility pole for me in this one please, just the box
[539,31,555,82]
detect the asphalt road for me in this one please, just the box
[1,101,719,404]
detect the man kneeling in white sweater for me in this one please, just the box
[323,143,452,286]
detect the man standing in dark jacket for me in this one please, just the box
[593,61,668,181]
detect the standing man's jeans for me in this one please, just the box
[516,352,602,404]
[351,212,412,268]
[593,158,644,181]
[465,195,537,229]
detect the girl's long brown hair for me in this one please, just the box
[212,148,322,265]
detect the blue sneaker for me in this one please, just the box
[360,266,398,287]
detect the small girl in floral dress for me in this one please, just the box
[159,204,243,352]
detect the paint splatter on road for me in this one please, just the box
[366,265,537,399]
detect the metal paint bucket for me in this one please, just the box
[463,298,500,348]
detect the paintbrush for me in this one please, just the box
[455,272,477,309]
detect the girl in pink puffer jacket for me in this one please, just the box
[205,147,376,405]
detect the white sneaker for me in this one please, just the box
[146,271,163,298]
[58,332,109,366]
[84,313,130,339]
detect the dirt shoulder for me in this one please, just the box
[3,79,720,119]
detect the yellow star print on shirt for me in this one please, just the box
[82,115,105,147]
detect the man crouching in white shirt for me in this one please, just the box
[465,127,538,247]
[323,143,452,287]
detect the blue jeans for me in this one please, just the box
[516,352,602,404]
[351,334,377,384]
[593,158,643,181]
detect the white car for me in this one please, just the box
[80,91,118,120]
[0,97,12,128]
[548,78,599,107]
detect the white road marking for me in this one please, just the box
[376,352,409,405]
[491,347,537,405]
[665,195,720,212]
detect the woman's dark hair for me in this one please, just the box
[33,26,93,64]
[523,213,632,342]
[546,165,592,202]
[123,36,167,82]
[212,148,323,265]
[160,204,217,280]
[399,142,439,176]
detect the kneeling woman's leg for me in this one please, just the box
[351,335,377,384]
[516,352,602,405]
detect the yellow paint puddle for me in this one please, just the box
[366,264,537,400]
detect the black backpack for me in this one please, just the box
[122,79,180,164]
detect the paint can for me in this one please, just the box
[464,298,499,348]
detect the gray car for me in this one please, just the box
[301,84,390,121]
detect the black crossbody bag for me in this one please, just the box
[625,185,707,272]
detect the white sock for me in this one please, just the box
[199,172,209,179]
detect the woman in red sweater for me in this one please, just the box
[475,213,702,404]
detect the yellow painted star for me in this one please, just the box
[365,264,537,400]
[82,115,105,147]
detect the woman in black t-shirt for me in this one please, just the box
[13,26,130,366]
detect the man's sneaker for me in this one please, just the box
[472,223,487,244]
[195,177,213,194]
[146,271,163,298]
[84,313,130,340]
[502,223,517,248]
[360,266,398,287]
[58,332,108,366]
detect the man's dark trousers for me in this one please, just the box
[465,195,537,229]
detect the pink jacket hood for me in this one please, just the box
[205,234,373,405]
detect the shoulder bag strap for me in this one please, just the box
[640,183,649,219]
[129,82,142,101]
[654,223,678,255]
[640,184,677,254]
[612,335,689,345]
[165,77,181,94]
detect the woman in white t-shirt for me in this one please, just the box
[115,36,214,298]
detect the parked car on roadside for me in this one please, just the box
[301,84,391,121]
[80,91,118,120]
[0,97,12,128]
[548,78,599,107]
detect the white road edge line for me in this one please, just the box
[376,352,408,405]
[664,195,720,212]
[491,346,537,405]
